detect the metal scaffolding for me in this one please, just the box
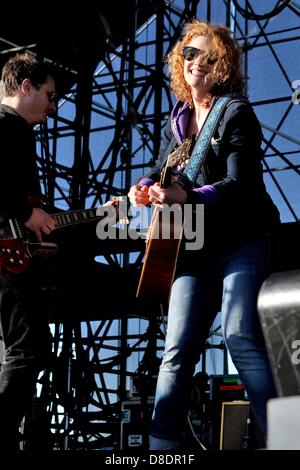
[1,0,299,450]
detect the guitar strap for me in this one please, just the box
[178,94,243,188]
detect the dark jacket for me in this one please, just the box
[0,104,41,222]
[141,98,280,255]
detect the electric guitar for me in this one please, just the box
[136,138,193,303]
[0,196,126,274]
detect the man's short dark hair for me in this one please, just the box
[1,52,54,96]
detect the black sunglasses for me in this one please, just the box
[182,46,217,65]
[46,91,58,103]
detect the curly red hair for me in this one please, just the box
[167,19,245,108]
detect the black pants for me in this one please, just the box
[0,259,50,451]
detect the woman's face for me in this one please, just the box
[183,35,215,94]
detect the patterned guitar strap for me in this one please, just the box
[178,94,242,188]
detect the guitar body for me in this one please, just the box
[136,204,183,303]
[0,238,31,273]
[136,139,193,303]
[0,218,58,274]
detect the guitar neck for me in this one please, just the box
[160,138,194,189]
[160,155,173,189]
[51,208,99,230]
[50,196,128,230]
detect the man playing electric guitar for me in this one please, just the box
[0,53,59,452]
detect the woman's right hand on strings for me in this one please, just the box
[128,184,150,207]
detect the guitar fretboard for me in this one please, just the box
[52,208,99,229]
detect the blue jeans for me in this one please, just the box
[149,239,276,450]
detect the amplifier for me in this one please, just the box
[209,375,246,449]
[220,401,250,449]
[209,374,246,402]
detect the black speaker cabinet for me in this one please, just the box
[219,401,250,450]
[258,269,300,397]
[209,375,246,449]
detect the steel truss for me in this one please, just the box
[15,0,300,449]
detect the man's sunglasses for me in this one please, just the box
[182,46,217,65]
[46,91,58,103]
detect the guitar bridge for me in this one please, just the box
[24,240,58,258]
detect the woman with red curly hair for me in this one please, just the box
[128,19,280,450]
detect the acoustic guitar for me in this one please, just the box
[136,138,193,303]
[0,196,126,274]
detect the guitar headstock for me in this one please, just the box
[160,137,193,188]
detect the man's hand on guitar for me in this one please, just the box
[24,208,56,243]
[148,182,187,206]
[128,184,150,207]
